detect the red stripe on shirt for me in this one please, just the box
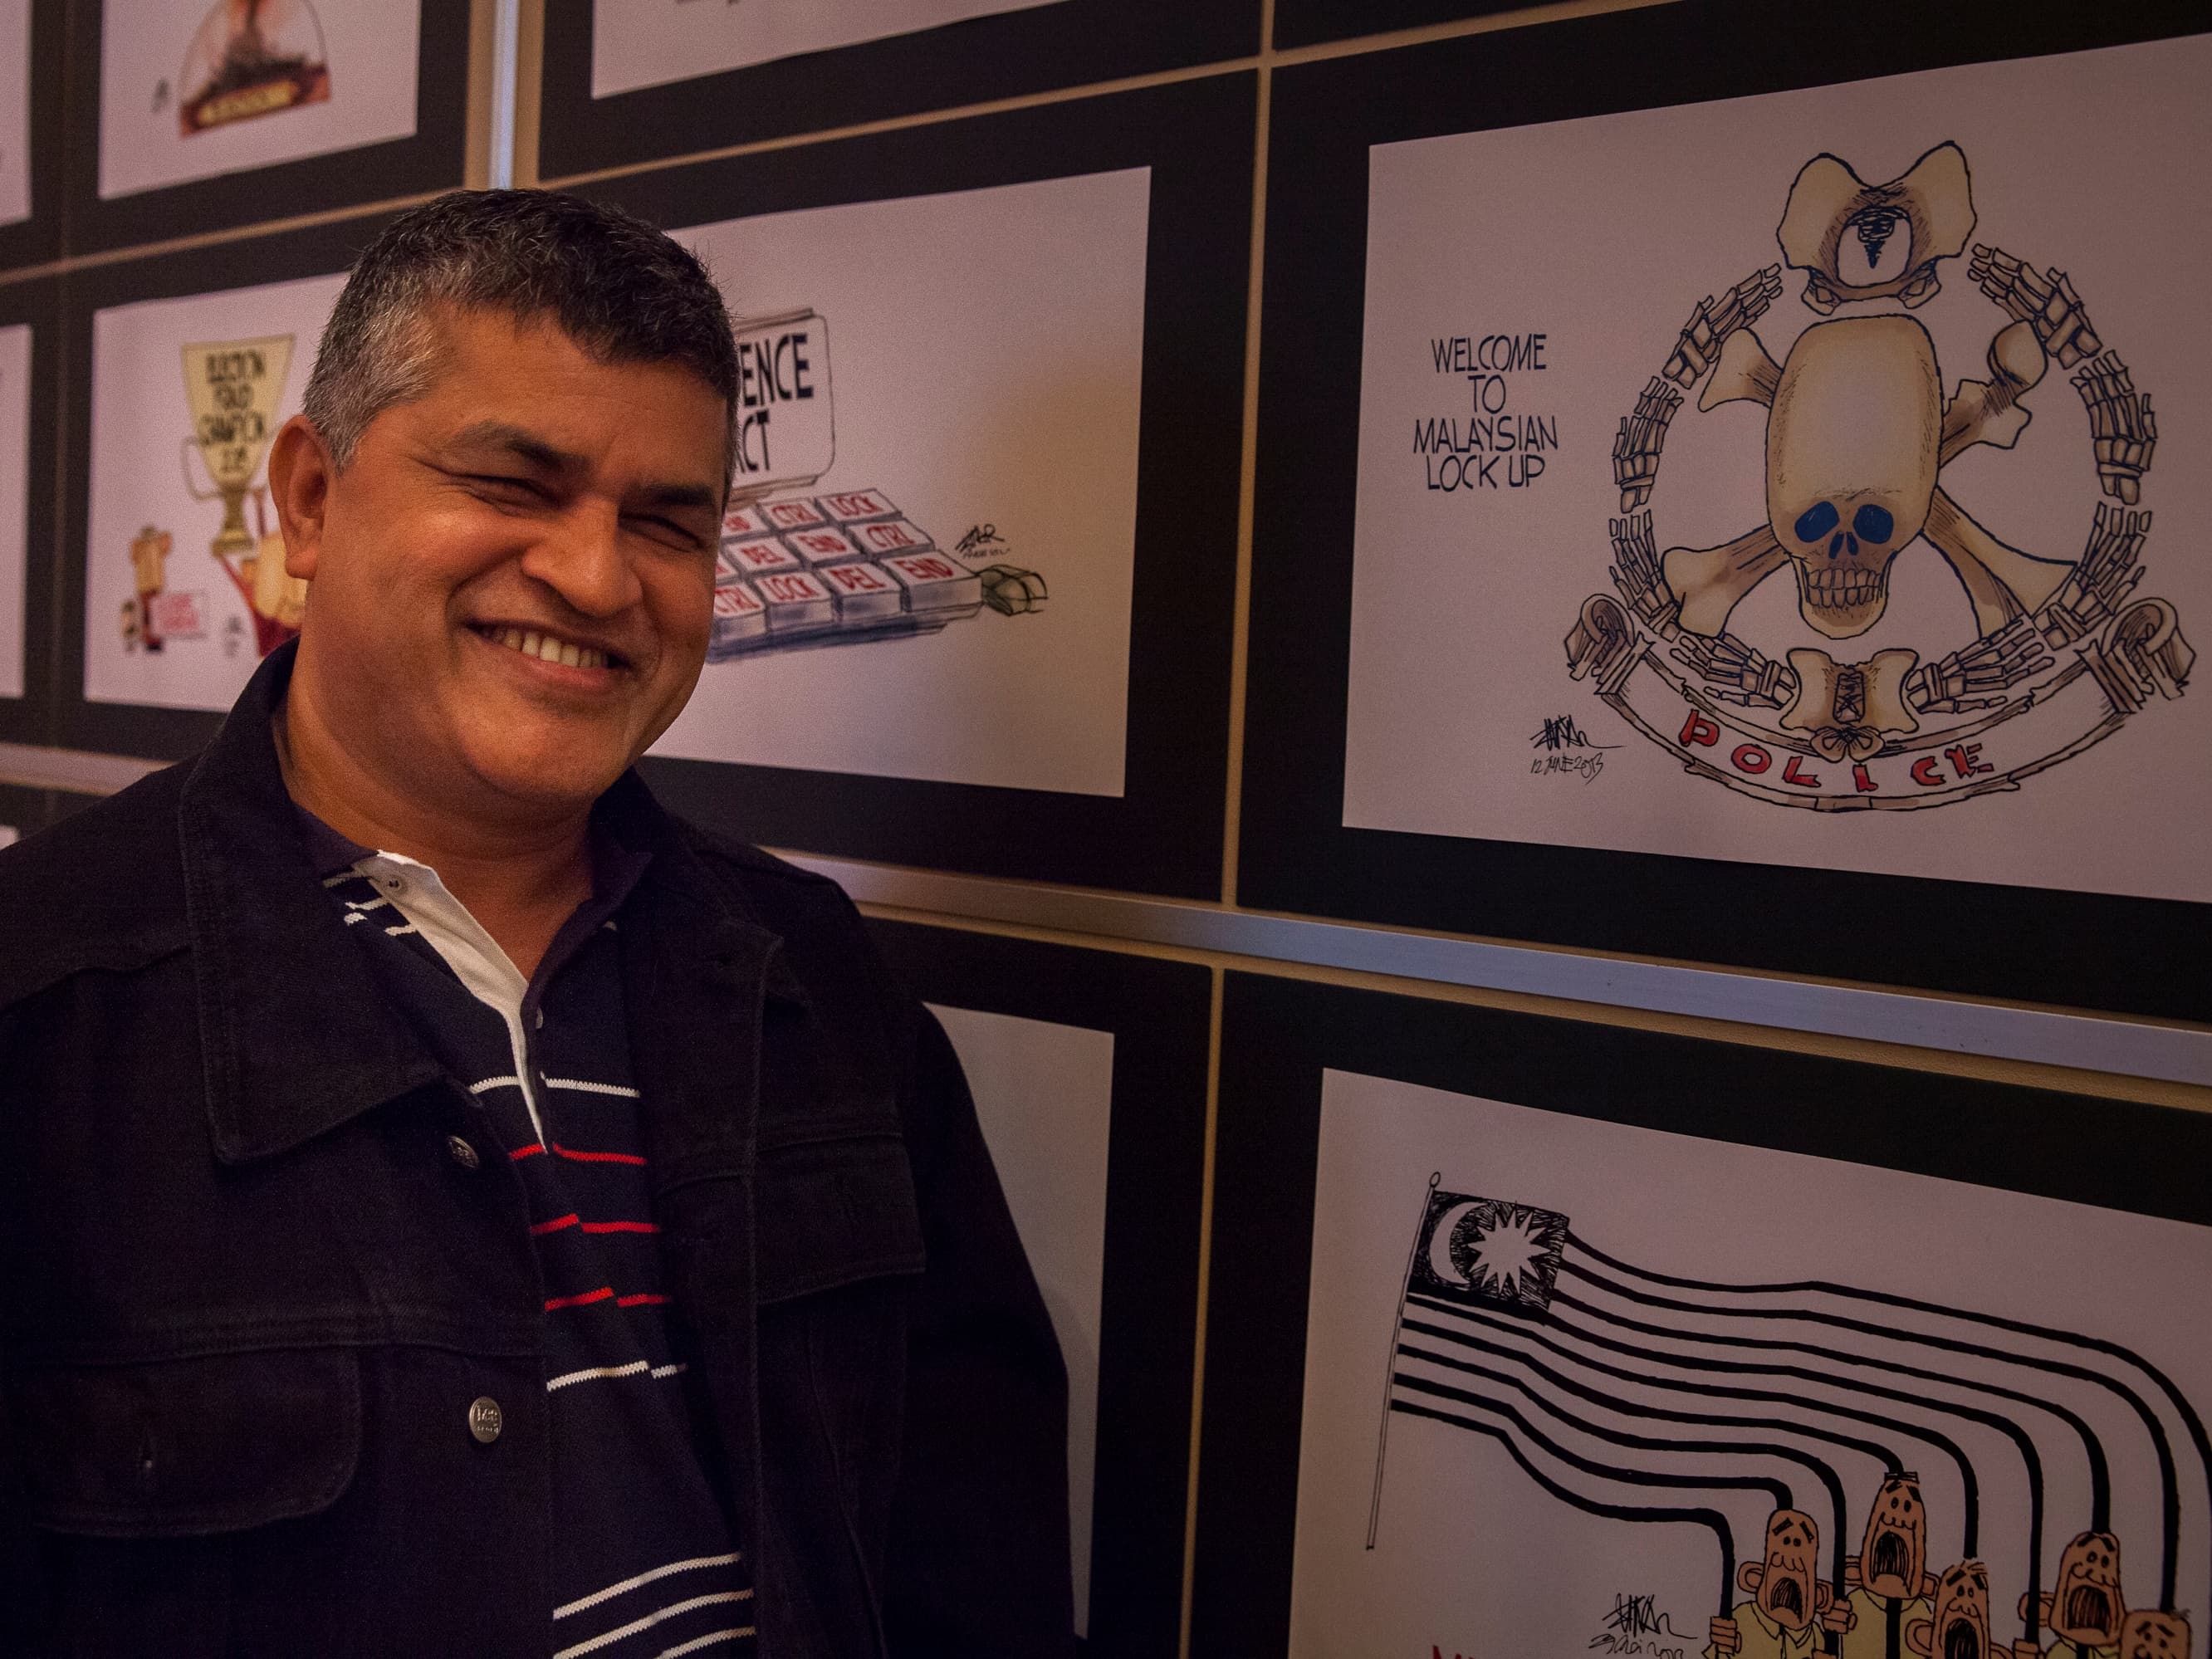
[617,1293,672,1308]
[580,1220,659,1234]
[545,1286,614,1311]
[531,1213,581,1236]
[553,1143,648,1166]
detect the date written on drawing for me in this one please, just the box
[1529,713,1617,782]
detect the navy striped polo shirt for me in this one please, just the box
[303,810,757,1658]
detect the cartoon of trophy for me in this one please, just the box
[182,334,306,656]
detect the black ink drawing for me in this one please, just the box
[1370,1176,2207,1659]
[1564,144,2190,810]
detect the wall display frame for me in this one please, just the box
[56,214,389,759]
[865,920,1210,1658]
[536,0,1259,179]
[1272,0,1521,51]
[66,0,468,255]
[1237,0,2212,1022]
[587,76,1252,896]
[0,0,64,270]
[0,277,56,746]
[1192,971,2212,1658]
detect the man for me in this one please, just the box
[2021,1530,2129,1659]
[1708,1507,1850,1659]
[1839,1473,1940,1659]
[0,191,1074,1657]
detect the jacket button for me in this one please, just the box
[467,1397,504,1445]
[445,1135,481,1171]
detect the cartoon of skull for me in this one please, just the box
[1860,1472,1931,1601]
[1765,315,1941,639]
[1908,1560,1991,1659]
[2049,1531,2126,1647]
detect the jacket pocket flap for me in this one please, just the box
[756,1133,926,1304]
[17,1347,362,1537]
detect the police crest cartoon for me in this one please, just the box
[1564,143,2188,811]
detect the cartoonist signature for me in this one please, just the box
[1588,1593,1693,1657]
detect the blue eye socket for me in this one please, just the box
[1794,502,1839,543]
[1852,503,1895,544]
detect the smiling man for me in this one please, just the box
[0,192,1074,1657]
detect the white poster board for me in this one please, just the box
[653,168,1149,795]
[591,0,1069,98]
[99,0,420,201]
[1342,35,2212,903]
[1293,1068,2212,1659]
[83,269,344,711]
[932,1002,1114,1638]
[0,0,28,228]
[0,322,31,700]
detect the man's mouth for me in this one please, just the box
[1871,1531,1909,1582]
[472,624,624,673]
[1771,1578,1804,1618]
[2066,1587,2114,1636]
[1943,1617,1983,1659]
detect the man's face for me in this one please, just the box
[278,306,727,818]
[1926,1561,1990,1659]
[2051,1532,2126,1645]
[1746,1509,1823,1632]
[1861,1474,1930,1599]
[2121,1610,2191,1659]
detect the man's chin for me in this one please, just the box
[458,733,639,815]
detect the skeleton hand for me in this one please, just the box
[1565,595,1637,684]
[1614,377,1684,511]
[1608,511,1678,629]
[1668,628,1790,707]
[1707,1615,1743,1656]
[1663,267,1783,388]
[1907,616,2053,710]
[2073,355,2156,505]
[1970,245,2101,369]
[2040,503,2149,644]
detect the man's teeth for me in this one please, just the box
[490,627,609,671]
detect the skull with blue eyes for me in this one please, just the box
[1765,316,1942,639]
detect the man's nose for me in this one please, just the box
[522,501,644,618]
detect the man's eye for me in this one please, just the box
[467,473,547,501]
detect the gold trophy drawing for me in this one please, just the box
[182,334,306,657]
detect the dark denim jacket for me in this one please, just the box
[0,648,1075,1657]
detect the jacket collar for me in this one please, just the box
[180,641,785,1164]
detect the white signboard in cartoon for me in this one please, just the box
[99,0,420,200]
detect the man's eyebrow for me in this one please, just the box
[444,420,722,514]
[444,420,584,475]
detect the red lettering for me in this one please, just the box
[1678,710,1720,748]
[1782,755,1822,790]
[1911,756,1944,787]
[1730,743,1771,775]
[1944,742,1992,779]
[1852,764,1877,793]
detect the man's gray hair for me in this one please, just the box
[302,189,741,477]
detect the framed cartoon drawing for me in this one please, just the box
[0,277,56,745]
[537,0,1257,177]
[0,0,62,269]
[1236,1,2211,1019]
[69,0,469,252]
[57,216,386,756]
[866,920,1210,1658]
[1193,972,2212,1658]
[587,76,1252,894]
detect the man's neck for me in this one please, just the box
[276,684,595,981]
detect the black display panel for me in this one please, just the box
[537,0,1259,179]
[868,920,1211,1659]
[585,76,1253,896]
[1236,0,2212,1019]
[66,1,469,254]
[1192,971,2212,1657]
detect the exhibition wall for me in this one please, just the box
[2,2,2206,1654]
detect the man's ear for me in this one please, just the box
[1816,1581,1834,1613]
[267,414,333,581]
[1906,1618,1935,1657]
[1739,1563,1766,1596]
